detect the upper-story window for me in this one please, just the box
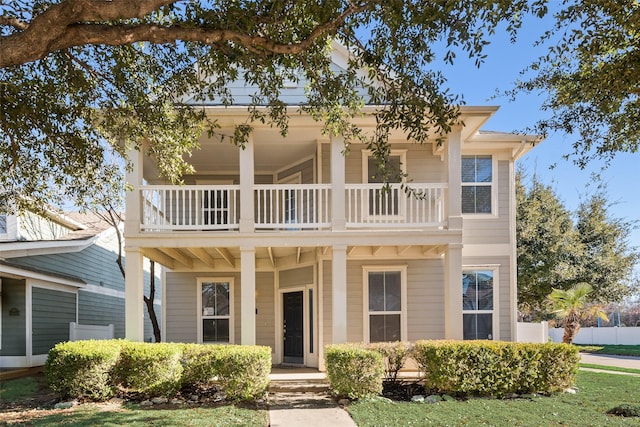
[0,214,6,234]
[363,150,407,217]
[461,155,492,214]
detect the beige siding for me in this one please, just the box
[463,161,511,244]
[406,259,446,340]
[277,158,315,184]
[321,144,330,184]
[322,261,332,346]
[279,266,313,289]
[256,272,275,349]
[463,256,513,341]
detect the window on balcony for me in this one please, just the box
[364,150,406,217]
[461,155,493,214]
[198,278,233,343]
[364,266,407,343]
[462,269,495,340]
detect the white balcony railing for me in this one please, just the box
[141,185,240,230]
[254,184,331,229]
[139,183,446,231]
[345,183,446,228]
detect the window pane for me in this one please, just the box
[0,214,6,233]
[215,283,230,316]
[461,157,476,182]
[462,272,477,310]
[461,187,476,214]
[475,156,492,182]
[369,156,401,183]
[368,272,385,311]
[370,314,400,342]
[477,271,494,310]
[384,272,401,311]
[475,186,492,213]
[203,318,230,342]
[463,314,493,340]
[202,283,216,316]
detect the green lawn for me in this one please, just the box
[348,371,640,426]
[0,376,39,402]
[580,363,640,375]
[578,344,640,357]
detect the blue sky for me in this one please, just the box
[432,13,639,265]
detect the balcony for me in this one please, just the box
[139,183,447,232]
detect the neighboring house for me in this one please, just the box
[0,210,160,368]
[123,42,540,369]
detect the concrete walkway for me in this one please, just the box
[268,392,356,427]
[580,353,640,370]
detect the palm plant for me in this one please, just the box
[547,283,609,344]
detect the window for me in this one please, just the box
[462,270,494,340]
[198,278,233,343]
[364,267,406,343]
[0,214,6,234]
[461,155,492,214]
[363,150,406,217]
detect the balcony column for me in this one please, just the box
[446,126,463,229]
[330,135,346,231]
[240,246,256,345]
[125,247,145,341]
[125,147,143,236]
[444,243,463,339]
[332,244,347,343]
[239,135,255,233]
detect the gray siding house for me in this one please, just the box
[0,211,160,368]
[123,42,540,369]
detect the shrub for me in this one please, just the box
[214,345,271,401]
[180,343,224,387]
[45,339,123,401]
[607,404,640,417]
[325,343,384,399]
[114,342,184,398]
[368,341,414,382]
[414,340,578,396]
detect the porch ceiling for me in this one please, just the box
[140,244,445,271]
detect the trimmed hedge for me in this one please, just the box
[46,340,271,401]
[368,341,414,382]
[115,342,184,397]
[45,339,122,401]
[325,343,384,399]
[414,340,579,396]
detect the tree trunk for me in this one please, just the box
[562,312,581,344]
[143,261,162,342]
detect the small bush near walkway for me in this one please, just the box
[45,340,271,402]
[325,343,384,399]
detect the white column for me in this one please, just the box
[330,135,346,231]
[239,135,255,233]
[447,126,463,229]
[240,246,256,345]
[332,244,347,343]
[444,243,463,340]
[125,248,145,341]
[125,147,143,237]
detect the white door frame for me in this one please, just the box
[275,283,317,367]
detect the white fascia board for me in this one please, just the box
[0,235,100,258]
[0,264,85,288]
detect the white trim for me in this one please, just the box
[0,264,85,288]
[196,277,234,344]
[317,259,325,371]
[362,265,408,343]
[461,154,498,218]
[25,281,32,367]
[30,280,79,294]
[0,356,30,368]
[161,266,167,343]
[80,284,126,299]
[462,266,500,340]
[278,286,306,366]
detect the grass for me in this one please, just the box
[8,405,269,426]
[580,363,640,375]
[0,377,39,402]
[348,371,640,426]
[577,344,640,357]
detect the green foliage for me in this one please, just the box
[511,1,640,167]
[114,342,184,398]
[324,343,384,399]
[0,376,39,403]
[607,404,640,418]
[413,340,579,396]
[45,339,123,401]
[213,345,271,401]
[0,1,546,212]
[367,341,414,382]
[179,343,224,387]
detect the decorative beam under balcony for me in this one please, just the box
[267,247,275,268]
[216,247,235,268]
[142,248,175,269]
[160,248,193,268]
[188,248,217,269]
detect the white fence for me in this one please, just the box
[549,326,640,345]
[69,322,115,341]
[517,321,549,343]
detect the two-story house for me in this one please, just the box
[123,43,540,369]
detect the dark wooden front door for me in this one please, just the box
[283,291,304,364]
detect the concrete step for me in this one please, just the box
[269,379,331,393]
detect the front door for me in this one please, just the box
[283,291,304,364]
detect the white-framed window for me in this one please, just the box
[462,269,497,340]
[0,214,17,241]
[363,266,407,343]
[362,150,407,217]
[461,155,493,214]
[197,278,233,343]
